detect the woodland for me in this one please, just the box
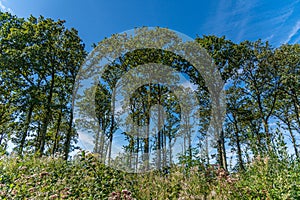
[0,12,300,199]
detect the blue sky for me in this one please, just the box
[1,0,299,52]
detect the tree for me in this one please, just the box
[0,13,86,157]
[273,44,300,159]
[197,35,238,170]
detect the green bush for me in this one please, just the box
[0,151,299,199]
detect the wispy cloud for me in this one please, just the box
[283,20,300,44]
[262,8,293,43]
[205,0,300,46]
[269,0,300,45]
[206,0,257,42]
[0,0,12,13]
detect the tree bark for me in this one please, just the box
[52,108,62,156]
[19,103,34,155]
[64,106,74,160]
[39,69,55,156]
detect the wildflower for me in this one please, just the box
[263,156,269,164]
[122,189,130,195]
[108,191,121,200]
[19,166,27,171]
[226,176,238,184]
[256,155,261,161]
[49,194,59,199]
[11,190,17,195]
[210,190,216,197]
[29,174,38,179]
[0,191,6,196]
[189,166,198,175]
[28,187,35,193]
[40,171,49,177]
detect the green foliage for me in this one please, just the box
[0,12,86,157]
[1,11,300,200]
[0,151,299,199]
[0,152,127,199]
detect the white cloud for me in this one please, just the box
[0,0,12,13]
[205,0,300,46]
[206,0,257,42]
[263,34,274,42]
[283,20,300,44]
[270,0,300,45]
[267,5,295,26]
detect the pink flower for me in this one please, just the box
[49,194,59,199]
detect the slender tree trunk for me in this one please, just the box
[129,135,134,169]
[52,109,62,156]
[144,114,150,170]
[98,117,107,162]
[233,118,244,171]
[35,121,41,153]
[64,107,74,160]
[163,127,167,168]
[40,70,55,155]
[291,89,300,130]
[218,129,227,171]
[135,129,139,172]
[99,128,106,162]
[169,133,172,166]
[157,101,162,169]
[262,119,272,152]
[94,126,100,154]
[286,120,299,159]
[183,131,186,156]
[205,136,210,165]
[144,83,151,170]
[108,89,116,165]
[19,103,34,155]
[235,130,244,170]
[108,123,114,165]
[290,130,299,159]
[187,118,192,161]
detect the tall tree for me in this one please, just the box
[0,13,86,156]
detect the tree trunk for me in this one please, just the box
[233,118,244,171]
[157,101,162,170]
[262,119,272,152]
[39,70,55,156]
[219,129,227,171]
[19,103,34,155]
[143,114,150,170]
[108,89,116,165]
[168,133,172,166]
[64,106,74,160]
[99,128,106,162]
[235,130,244,170]
[286,119,299,159]
[163,126,167,168]
[52,108,62,156]
[205,136,210,165]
